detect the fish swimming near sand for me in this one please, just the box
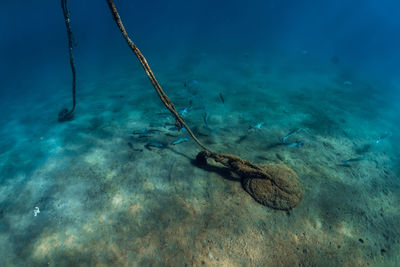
[156,112,170,116]
[282,128,302,143]
[184,79,199,89]
[287,140,303,148]
[376,133,390,144]
[168,126,187,133]
[132,128,148,135]
[171,137,188,145]
[168,126,180,131]
[248,122,264,132]
[201,112,219,134]
[343,81,352,86]
[127,142,143,152]
[145,141,164,149]
[133,128,162,136]
[179,107,190,116]
[338,156,365,167]
[138,134,153,138]
[203,112,210,130]
[219,93,225,104]
[343,157,365,164]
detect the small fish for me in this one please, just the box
[219,93,225,104]
[287,141,303,148]
[331,55,340,64]
[127,142,134,149]
[203,112,210,130]
[169,126,186,133]
[201,112,219,134]
[133,128,162,136]
[343,157,364,164]
[282,128,302,143]
[171,137,188,145]
[179,107,189,115]
[168,126,180,131]
[376,133,390,144]
[184,79,199,88]
[343,81,352,86]
[146,142,164,148]
[132,128,148,135]
[149,122,164,127]
[127,142,143,152]
[147,129,163,133]
[138,134,153,138]
[248,122,264,131]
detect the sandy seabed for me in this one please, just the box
[0,50,399,266]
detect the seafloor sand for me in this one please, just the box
[0,50,399,266]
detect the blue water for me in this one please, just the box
[0,1,399,266]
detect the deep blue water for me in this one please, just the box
[1,0,400,100]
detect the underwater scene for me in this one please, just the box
[1,0,399,266]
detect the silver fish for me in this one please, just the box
[343,157,364,164]
[138,134,153,138]
[146,142,164,148]
[282,128,302,143]
[203,113,210,130]
[376,133,390,144]
[132,128,148,135]
[179,107,190,115]
[287,140,303,148]
[219,93,225,104]
[171,137,188,145]
[248,122,264,133]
